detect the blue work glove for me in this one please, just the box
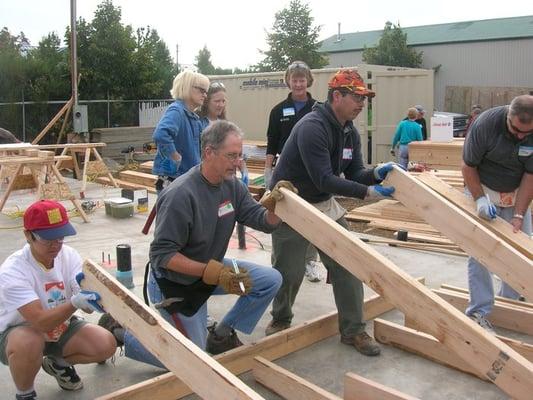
[71,291,105,313]
[373,162,395,180]
[476,196,497,220]
[366,185,395,200]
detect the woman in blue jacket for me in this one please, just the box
[152,70,210,192]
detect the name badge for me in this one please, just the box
[343,148,353,160]
[518,146,533,157]
[282,107,295,117]
[218,201,234,217]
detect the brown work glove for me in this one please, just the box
[260,180,298,212]
[202,260,252,295]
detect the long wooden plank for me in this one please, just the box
[384,167,533,302]
[81,260,264,400]
[253,357,341,400]
[274,188,533,400]
[440,284,533,310]
[416,172,532,259]
[97,292,395,400]
[344,372,419,400]
[433,289,533,335]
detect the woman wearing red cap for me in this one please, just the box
[0,200,115,400]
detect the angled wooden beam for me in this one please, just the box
[433,289,533,335]
[97,292,395,400]
[273,188,533,400]
[403,317,533,363]
[384,167,533,302]
[253,357,341,400]
[81,260,264,400]
[416,172,532,260]
[374,319,486,379]
[32,98,74,144]
[440,284,533,310]
[344,371,419,400]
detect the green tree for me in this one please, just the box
[195,45,215,75]
[132,26,174,99]
[256,0,328,72]
[363,22,423,68]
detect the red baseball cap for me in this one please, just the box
[328,69,375,98]
[23,200,76,240]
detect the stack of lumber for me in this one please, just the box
[91,127,154,160]
[346,199,456,246]
[412,169,464,189]
[409,139,464,170]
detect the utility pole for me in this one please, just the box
[70,0,78,106]
[176,44,179,71]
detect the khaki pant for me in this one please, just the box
[270,216,365,336]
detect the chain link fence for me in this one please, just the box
[0,99,170,143]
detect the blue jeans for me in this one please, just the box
[397,144,409,169]
[123,259,282,368]
[466,204,532,317]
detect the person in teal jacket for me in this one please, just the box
[152,70,210,192]
[391,107,423,169]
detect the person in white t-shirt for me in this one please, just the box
[0,200,116,400]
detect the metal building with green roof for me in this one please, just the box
[319,15,533,111]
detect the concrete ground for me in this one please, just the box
[0,178,525,400]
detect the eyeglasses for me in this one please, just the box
[31,232,64,246]
[339,90,366,102]
[507,117,533,135]
[219,151,244,162]
[193,86,208,95]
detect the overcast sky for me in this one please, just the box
[2,1,532,69]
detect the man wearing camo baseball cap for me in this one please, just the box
[266,69,396,357]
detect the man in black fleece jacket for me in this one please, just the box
[266,69,395,356]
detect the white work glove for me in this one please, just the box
[264,167,273,189]
[71,291,104,313]
[476,196,497,220]
[366,185,395,200]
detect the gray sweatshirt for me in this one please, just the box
[150,165,277,284]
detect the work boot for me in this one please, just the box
[304,261,321,283]
[98,313,125,346]
[340,331,381,356]
[206,327,243,355]
[42,356,83,391]
[468,312,496,335]
[265,319,291,336]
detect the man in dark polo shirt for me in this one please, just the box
[462,94,533,333]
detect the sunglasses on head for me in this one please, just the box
[210,82,225,90]
[288,62,309,70]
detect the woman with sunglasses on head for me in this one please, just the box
[265,61,322,282]
[198,82,227,125]
[152,70,210,193]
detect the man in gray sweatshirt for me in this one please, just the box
[99,121,296,365]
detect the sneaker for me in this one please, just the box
[206,327,243,355]
[469,312,495,334]
[305,261,321,283]
[340,331,381,356]
[265,319,291,336]
[98,313,124,346]
[41,357,83,391]
[15,391,37,400]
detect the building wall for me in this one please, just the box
[324,37,533,111]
